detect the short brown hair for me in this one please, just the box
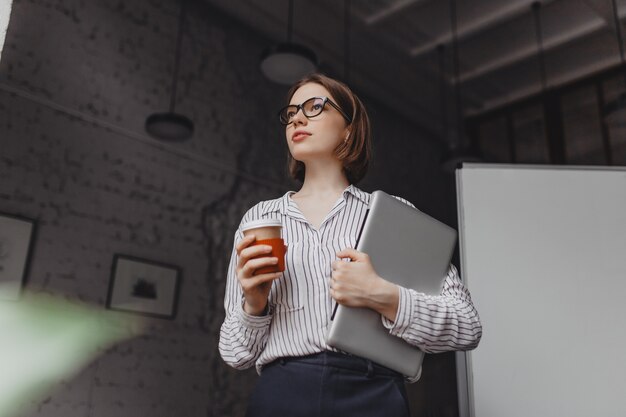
[285,73,372,184]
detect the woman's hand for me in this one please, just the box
[330,248,400,322]
[236,235,283,316]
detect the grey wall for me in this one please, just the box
[0,0,459,416]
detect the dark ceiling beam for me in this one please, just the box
[468,53,623,114]
[409,0,556,58]
[582,0,617,32]
[362,0,430,26]
[459,7,626,83]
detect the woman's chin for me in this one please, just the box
[289,148,334,162]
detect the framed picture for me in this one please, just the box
[106,254,181,319]
[0,212,36,301]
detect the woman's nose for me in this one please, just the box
[291,108,307,125]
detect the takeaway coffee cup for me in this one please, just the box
[241,219,286,275]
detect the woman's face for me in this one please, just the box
[285,82,350,164]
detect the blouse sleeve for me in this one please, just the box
[381,196,483,354]
[218,212,274,370]
[381,263,482,353]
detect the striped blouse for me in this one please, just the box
[219,184,482,382]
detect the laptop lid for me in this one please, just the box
[326,190,457,378]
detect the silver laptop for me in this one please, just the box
[326,190,457,378]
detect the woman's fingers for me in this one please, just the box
[240,244,273,261]
[236,235,256,253]
[239,271,282,292]
[241,257,278,277]
[237,243,273,271]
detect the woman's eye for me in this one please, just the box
[287,111,296,119]
[312,104,322,111]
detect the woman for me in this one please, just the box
[219,73,482,417]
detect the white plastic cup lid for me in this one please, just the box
[241,219,282,232]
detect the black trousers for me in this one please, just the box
[245,351,411,417]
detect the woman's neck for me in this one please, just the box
[296,160,349,198]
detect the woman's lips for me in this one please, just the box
[292,132,311,142]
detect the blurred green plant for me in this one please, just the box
[0,285,144,417]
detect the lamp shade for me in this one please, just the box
[145,112,194,142]
[260,42,317,85]
[144,0,193,142]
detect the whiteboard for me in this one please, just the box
[455,164,626,417]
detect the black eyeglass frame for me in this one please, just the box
[278,96,353,126]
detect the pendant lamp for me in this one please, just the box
[145,0,194,141]
[260,0,318,84]
[344,0,351,83]
[604,0,626,128]
[440,0,482,173]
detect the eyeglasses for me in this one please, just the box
[278,96,352,126]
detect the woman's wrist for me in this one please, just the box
[368,277,400,322]
[243,299,268,316]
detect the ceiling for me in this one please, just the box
[204,0,626,139]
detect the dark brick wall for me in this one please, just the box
[0,1,458,416]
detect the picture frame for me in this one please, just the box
[106,254,181,319]
[0,212,36,301]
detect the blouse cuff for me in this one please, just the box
[381,286,414,338]
[238,300,273,329]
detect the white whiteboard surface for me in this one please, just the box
[455,164,626,417]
